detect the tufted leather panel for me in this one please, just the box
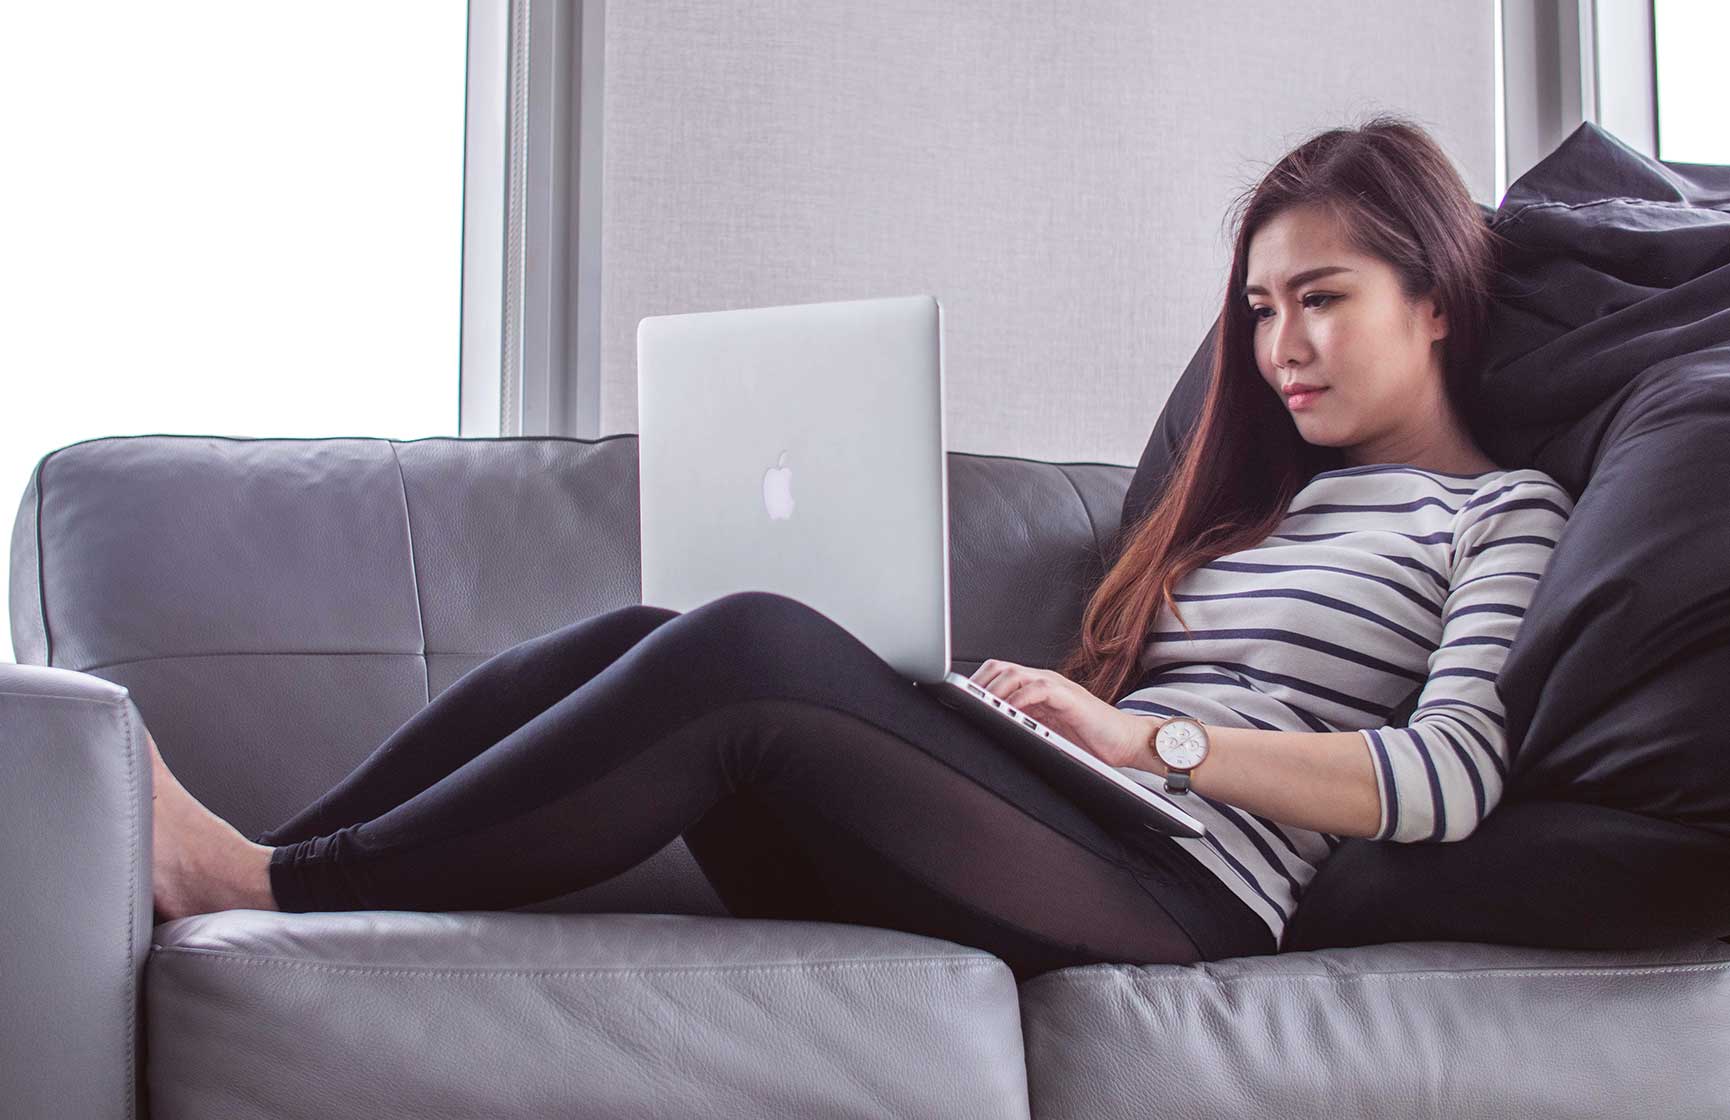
[391,435,646,681]
[147,909,1031,1119]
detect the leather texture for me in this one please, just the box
[0,665,153,1120]
[9,432,1727,1118]
[148,910,1028,1119]
[1020,939,1730,1120]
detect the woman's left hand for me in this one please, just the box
[970,659,1154,770]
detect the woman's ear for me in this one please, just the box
[1415,291,1449,342]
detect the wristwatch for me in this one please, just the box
[1152,717,1211,795]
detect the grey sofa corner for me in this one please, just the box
[7,433,1728,1120]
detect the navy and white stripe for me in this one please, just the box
[1113,464,1574,948]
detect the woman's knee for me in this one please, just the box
[661,591,864,685]
[681,590,840,645]
[624,602,682,627]
[518,603,681,670]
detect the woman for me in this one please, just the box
[149,114,1572,980]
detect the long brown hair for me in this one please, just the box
[1059,113,1507,704]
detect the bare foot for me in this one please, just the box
[148,729,278,921]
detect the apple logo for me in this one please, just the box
[763,450,795,520]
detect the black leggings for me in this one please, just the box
[255,591,1274,979]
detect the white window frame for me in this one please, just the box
[1500,0,1658,200]
[461,0,603,439]
[460,0,509,437]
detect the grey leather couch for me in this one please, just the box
[8,433,1729,1120]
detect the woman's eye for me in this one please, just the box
[1250,293,1335,323]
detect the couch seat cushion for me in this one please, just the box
[148,909,1029,1119]
[1019,939,1730,1120]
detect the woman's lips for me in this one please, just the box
[1286,388,1327,410]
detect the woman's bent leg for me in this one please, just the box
[254,604,681,846]
[267,591,1273,977]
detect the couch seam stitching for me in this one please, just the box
[35,449,54,666]
[120,699,139,1117]
[148,948,1003,980]
[0,690,130,706]
[1042,960,1730,985]
[387,441,430,706]
[73,651,496,674]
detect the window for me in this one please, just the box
[0,2,468,663]
[1654,0,1730,164]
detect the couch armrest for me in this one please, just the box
[1,663,151,1120]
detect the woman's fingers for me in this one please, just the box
[971,659,1006,689]
[968,663,1131,764]
[975,660,1023,695]
[976,661,1045,709]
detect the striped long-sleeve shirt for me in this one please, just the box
[1112,463,1574,948]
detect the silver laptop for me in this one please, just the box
[636,293,1204,840]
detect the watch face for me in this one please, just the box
[1156,720,1208,770]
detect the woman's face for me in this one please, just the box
[1243,203,1455,468]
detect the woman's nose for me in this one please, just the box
[1270,311,1311,370]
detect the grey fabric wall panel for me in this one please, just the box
[600,0,1495,465]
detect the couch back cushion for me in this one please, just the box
[8,434,1129,843]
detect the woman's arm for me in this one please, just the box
[971,658,1386,838]
[1122,714,1382,839]
[1116,475,1575,844]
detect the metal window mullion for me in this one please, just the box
[459,0,509,438]
[500,0,531,436]
[501,0,590,438]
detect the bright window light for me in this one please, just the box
[1654,0,1730,164]
[0,2,468,663]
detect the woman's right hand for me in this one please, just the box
[971,659,1165,770]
